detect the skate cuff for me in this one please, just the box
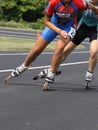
[88,70,93,73]
[22,63,29,69]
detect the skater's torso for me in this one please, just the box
[45,0,87,25]
[79,0,98,26]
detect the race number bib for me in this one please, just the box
[68,27,76,39]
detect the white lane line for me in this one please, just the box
[0,61,88,73]
[0,51,89,56]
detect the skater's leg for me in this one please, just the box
[24,37,49,67]
[4,25,59,82]
[42,41,77,90]
[62,41,77,62]
[85,40,98,82]
[50,37,70,73]
[49,24,85,74]
[50,41,77,73]
[88,40,98,72]
[11,37,49,78]
[45,40,77,83]
[9,25,59,78]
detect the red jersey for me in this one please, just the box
[45,0,87,25]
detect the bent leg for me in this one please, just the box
[85,40,98,83]
[62,41,77,62]
[9,37,48,78]
[50,39,77,73]
[24,37,49,67]
[45,41,77,83]
[24,26,58,67]
[50,37,70,73]
[88,40,98,72]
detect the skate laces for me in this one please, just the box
[85,71,93,82]
[11,63,28,77]
[45,69,55,83]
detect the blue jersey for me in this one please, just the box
[79,0,98,27]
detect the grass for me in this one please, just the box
[0,37,36,50]
[0,36,85,51]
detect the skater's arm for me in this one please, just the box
[87,1,98,13]
[44,16,68,38]
[44,0,68,38]
[44,16,61,34]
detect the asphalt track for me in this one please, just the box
[0,42,98,130]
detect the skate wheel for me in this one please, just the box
[42,81,49,91]
[33,75,39,80]
[4,75,12,83]
[55,71,62,76]
[85,81,89,90]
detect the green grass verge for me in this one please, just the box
[0,36,85,51]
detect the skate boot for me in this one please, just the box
[33,68,62,80]
[42,70,55,91]
[33,68,48,80]
[4,63,28,82]
[85,70,94,89]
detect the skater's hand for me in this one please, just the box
[59,30,69,39]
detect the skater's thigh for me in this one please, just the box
[41,26,58,43]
